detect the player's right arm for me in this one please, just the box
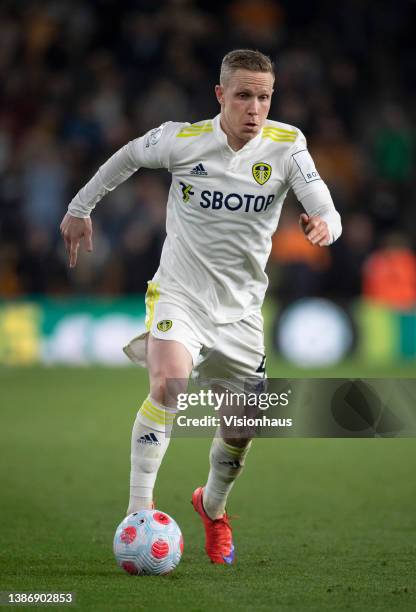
[60,122,182,267]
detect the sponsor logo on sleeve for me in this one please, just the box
[292,149,321,182]
[145,123,166,148]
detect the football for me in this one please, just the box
[113,509,183,575]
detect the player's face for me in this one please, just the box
[215,69,274,150]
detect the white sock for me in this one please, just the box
[127,395,177,514]
[203,438,252,519]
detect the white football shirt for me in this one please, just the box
[68,115,342,323]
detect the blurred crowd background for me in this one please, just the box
[1,0,415,310]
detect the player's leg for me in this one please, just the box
[208,313,265,515]
[147,334,193,406]
[199,380,253,519]
[127,335,193,514]
[202,434,252,520]
[192,432,251,564]
[192,314,265,562]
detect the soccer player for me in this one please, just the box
[60,49,341,565]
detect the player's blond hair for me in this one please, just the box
[220,49,275,86]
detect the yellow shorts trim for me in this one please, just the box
[145,282,160,332]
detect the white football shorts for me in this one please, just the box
[123,287,266,382]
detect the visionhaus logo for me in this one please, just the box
[220,414,292,428]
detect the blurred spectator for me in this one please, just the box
[227,0,285,47]
[62,97,103,153]
[118,12,164,74]
[21,135,68,232]
[373,104,414,183]
[120,222,162,294]
[0,244,20,297]
[17,228,68,295]
[136,78,190,132]
[269,203,331,302]
[329,212,375,299]
[362,234,416,310]
[309,115,365,202]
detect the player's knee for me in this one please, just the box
[150,377,169,405]
[150,369,188,406]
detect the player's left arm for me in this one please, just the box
[286,133,342,247]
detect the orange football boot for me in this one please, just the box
[192,487,234,564]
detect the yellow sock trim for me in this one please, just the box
[139,398,176,426]
[221,440,246,457]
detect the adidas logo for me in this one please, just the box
[219,460,241,469]
[138,433,160,445]
[190,163,208,176]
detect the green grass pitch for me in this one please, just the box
[0,364,415,611]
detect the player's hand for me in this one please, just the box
[299,213,330,247]
[60,213,93,268]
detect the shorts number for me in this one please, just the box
[256,354,266,376]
